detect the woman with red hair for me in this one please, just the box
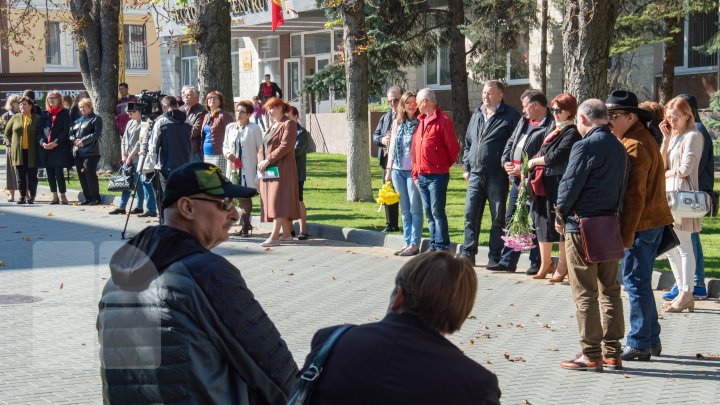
[257,97,300,246]
[200,91,234,173]
[527,92,582,281]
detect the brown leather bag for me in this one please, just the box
[577,215,625,263]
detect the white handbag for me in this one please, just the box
[667,177,710,219]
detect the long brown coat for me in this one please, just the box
[258,117,300,221]
[4,112,41,168]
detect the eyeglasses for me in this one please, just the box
[388,99,400,105]
[550,108,563,115]
[207,96,219,101]
[187,197,235,212]
[47,97,59,101]
[607,112,629,121]
[236,110,248,115]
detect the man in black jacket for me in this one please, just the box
[490,89,551,273]
[372,86,401,232]
[98,161,297,404]
[297,251,500,404]
[555,99,627,372]
[461,81,521,266]
[181,85,207,162]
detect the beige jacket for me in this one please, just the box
[663,130,704,233]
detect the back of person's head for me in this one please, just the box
[393,251,477,334]
[676,93,701,122]
[74,91,90,105]
[578,99,607,124]
[288,105,299,118]
[23,89,36,100]
[416,88,436,106]
[639,101,664,121]
[521,89,548,108]
[162,95,178,110]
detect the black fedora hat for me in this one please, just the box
[605,90,652,122]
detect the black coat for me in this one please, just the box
[556,125,627,233]
[463,101,521,174]
[372,109,394,167]
[69,113,102,157]
[299,312,501,405]
[696,121,715,193]
[257,81,283,100]
[98,226,298,404]
[501,111,555,167]
[295,123,308,182]
[540,124,582,177]
[38,108,71,168]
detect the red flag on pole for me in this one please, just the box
[271,0,284,31]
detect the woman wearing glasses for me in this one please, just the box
[223,100,263,236]
[39,91,71,205]
[527,93,582,282]
[659,96,703,313]
[257,97,299,247]
[200,91,234,174]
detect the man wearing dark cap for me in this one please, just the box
[606,90,674,364]
[97,162,298,404]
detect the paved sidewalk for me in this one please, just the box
[1,177,720,404]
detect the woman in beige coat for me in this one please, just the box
[660,96,704,313]
[223,99,263,236]
[257,97,299,246]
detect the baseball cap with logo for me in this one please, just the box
[161,162,257,209]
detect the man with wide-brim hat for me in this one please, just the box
[605,90,674,365]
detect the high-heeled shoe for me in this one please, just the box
[533,264,556,279]
[549,268,567,283]
[664,298,695,313]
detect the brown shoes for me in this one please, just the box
[602,356,623,371]
[560,354,603,372]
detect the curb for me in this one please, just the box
[35,183,720,299]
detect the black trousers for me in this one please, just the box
[153,170,170,224]
[15,150,38,198]
[46,167,67,193]
[75,155,100,202]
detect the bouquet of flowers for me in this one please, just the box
[376,181,399,211]
[501,154,536,251]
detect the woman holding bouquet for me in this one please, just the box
[223,99,262,236]
[527,93,582,281]
[385,91,422,256]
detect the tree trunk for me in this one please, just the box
[562,0,620,101]
[540,0,548,94]
[447,0,470,159]
[70,0,121,171]
[194,0,234,108]
[659,17,681,104]
[341,0,372,201]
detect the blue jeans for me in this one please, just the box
[418,173,450,250]
[499,177,540,269]
[119,168,143,210]
[141,177,157,215]
[392,169,423,247]
[622,226,663,350]
[691,232,705,286]
[462,172,509,260]
[254,115,266,131]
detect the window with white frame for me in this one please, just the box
[45,22,75,68]
[674,10,718,71]
[507,39,529,83]
[231,38,240,98]
[425,44,451,87]
[257,37,280,83]
[124,24,148,70]
[181,43,198,89]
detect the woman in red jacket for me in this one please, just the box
[200,91,234,174]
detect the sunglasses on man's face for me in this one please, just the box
[187,197,235,212]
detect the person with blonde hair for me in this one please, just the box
[40,91,71,204]
[296,251,500,403]
[659,96,703,313]
[1,94,21,201]
[69,97,102,205]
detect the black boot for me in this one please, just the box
[383,202,400,232]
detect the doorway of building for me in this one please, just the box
[285,58,301,111]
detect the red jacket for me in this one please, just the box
[411,107,460,179]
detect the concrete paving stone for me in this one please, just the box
[1,161,720,404]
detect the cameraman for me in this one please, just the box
[109,103,155,216]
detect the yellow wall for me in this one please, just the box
[6,9,161,93]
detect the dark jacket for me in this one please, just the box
[556,125,627,233]
[98,226,298,404]
[696,121,715,193]
[69,113,102,157]
[184,103,207,155]
[372,109,394,167]
[464,102,521,174]
[540,124,582,177]
[295,123,308,182]
[298,312,501,405]
[257,82,283,101]
[501,111,554,168]
[152,109,192,173]
[618,121,674,247]
[38,108,71,168]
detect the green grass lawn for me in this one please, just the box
[34,152,720,279]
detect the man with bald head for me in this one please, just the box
[555,99,628,372]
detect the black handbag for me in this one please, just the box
[656,224,681,257]
[708,191,719,217]
[108,167,135,192]
[287,325,353,405]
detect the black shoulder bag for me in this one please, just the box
[287,324,353,405]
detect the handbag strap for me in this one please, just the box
[672,133,698,192]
